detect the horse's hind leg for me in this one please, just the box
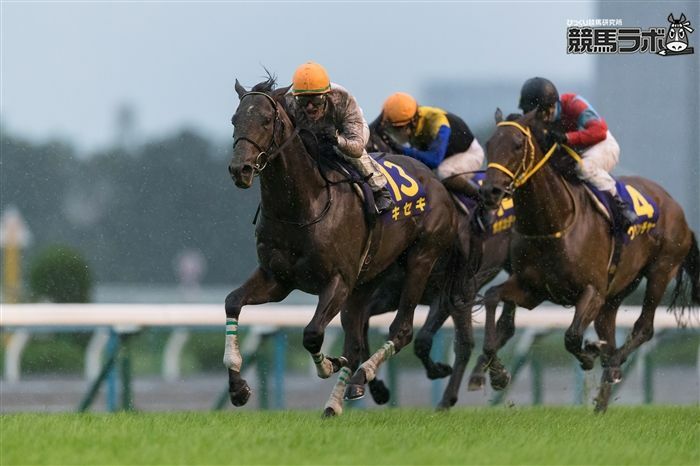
[437,299,475,410]
[345,248,441,400]
[565,285,605,370]
[602,262,681,407]
[468,301,516,391]
[224,267,292,407]
[414,299,452,380]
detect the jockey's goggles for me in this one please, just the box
[295,94,327,108]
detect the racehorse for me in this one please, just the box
[362,118,516,409]
[226,76,458,411]
[469,109,699,411]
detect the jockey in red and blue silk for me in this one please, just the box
[519,77,638,227]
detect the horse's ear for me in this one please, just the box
[679,13,686,23]
[494,107,504,123]
[234,79,247,99]
[668,13,675,23]
[271,84,291,103]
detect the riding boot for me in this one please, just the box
[373,187,395,214]
[612,193,638,228]
[442,174,480,199]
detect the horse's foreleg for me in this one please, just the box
[437,299,475,409]
[414,299,452,380]
[304,275,351,379]
[592,301,620,413]
[345,251,439,400]
[469,280,531,391]
[224,267,292,407]
[565,285,605,370]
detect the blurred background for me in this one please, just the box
[1,1,698,411]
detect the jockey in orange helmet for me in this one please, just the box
[519,77,638,227]
[380,92,484,198]
[285,62,394,213]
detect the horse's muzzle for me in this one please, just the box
[480,181,506,210]
[229,163,254,189]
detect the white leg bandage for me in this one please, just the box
[312,352,334,379]
[360,341,396,382]
[223,318,242,371]
[324,367,351,415]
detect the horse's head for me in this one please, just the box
[482,110,550,208]
[229,77,291,188]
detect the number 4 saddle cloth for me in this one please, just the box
[585,178,660,242]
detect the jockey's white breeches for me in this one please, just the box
[436,139,485,180]
[576,131,620,194]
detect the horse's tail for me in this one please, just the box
[669,231,700,322]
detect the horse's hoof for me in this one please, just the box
[229,384,252,407]
[490,370,511,391]
[603,367,622,384]
[369,380,391,405]
[436,397,457,411]
[468,373,486,391]
[322,407,337,418]
[344,384,366,400]
[426,362,453,380]
[579,356,596,371]
[328,356,349,373]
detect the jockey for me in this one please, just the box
[285,62,394,213]
[518,77,638,227]
[379,92,484,198]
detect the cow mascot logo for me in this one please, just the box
[658,13,695,56]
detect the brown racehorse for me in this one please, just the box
[469,110,699,412]
[226,77,457,412]
[348,120,514,410]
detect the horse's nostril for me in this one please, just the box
[228,165,235,175]
[241,165,253,177]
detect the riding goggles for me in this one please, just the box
[295,94,327,108]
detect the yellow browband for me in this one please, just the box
[487,121,579,188]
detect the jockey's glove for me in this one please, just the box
[549,130,568,145]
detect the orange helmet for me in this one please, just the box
[382,92,418,126]
[292,62,331,95]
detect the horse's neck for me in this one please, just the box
[513,162,576,236]
[258,127,326,219]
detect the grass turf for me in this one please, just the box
[1,406,698,465]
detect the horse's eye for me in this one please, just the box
[262,117,272,126]
[669,30,675,39]
[679,30,685,39]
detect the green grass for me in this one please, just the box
[1,407,698,465]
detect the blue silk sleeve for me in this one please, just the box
[402,125,451,169]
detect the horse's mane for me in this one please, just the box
[250,72,278,94]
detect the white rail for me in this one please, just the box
[0,303,687,329]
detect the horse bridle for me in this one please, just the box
[232,91,299,174]
[488,121,582,239]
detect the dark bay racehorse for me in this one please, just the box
[226,77,458,411]
[470,110,699,411]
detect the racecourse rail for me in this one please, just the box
[1,303,697,411]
